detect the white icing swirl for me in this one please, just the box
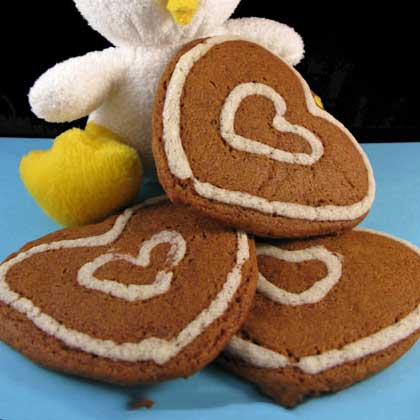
[77,231,186,302]
[220,83,324,165]
[0,197,251,365]
[225,229,420,374]
[257,244,342,306]
[162,36,376,222]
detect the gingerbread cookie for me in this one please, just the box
[0,197,258,385]
[153,37,375,238]
[220,229,420,407]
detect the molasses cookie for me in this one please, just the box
[221,229,420,406]
[0,198,258,385]
[153,37,375,238]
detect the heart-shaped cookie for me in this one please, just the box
[153,37,376,238]
[221,230,420,407]
[0,198,258,385]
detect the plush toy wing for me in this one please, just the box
[29,48,132,123]
[223,18,304,66]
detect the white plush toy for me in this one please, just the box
[22,0,304,227]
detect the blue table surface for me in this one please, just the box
[0,138,419,420]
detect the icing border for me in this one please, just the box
[0,197,251,365]
[225,229,420,374]
[162,36,376,222]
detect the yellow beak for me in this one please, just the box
[167,0,199,26]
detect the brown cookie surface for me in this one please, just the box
[220,229,420,406]
[153,37,375,238]
[0,198,258,385]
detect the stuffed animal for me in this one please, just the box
[22,0,305,227]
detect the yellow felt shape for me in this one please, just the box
[20,122,143,227]
[167,0,199,26]
[314,94,324,109]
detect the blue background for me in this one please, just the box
[0,139,419,420]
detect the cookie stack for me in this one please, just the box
[1,37,419,407]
